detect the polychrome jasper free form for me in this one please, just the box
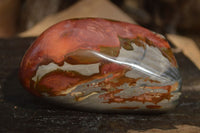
[20,18,181,112]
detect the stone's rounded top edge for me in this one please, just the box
[53,17,138,26]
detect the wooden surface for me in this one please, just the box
[0,38,200,133]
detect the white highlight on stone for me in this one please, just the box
[92,42,172,83]
[123,42,171,83]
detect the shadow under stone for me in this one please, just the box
[2,68,63,110]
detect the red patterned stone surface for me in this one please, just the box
[19,18,181,112]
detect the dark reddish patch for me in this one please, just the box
[146,105,161,109]
[100,63,129,74]
[144,77,160,83]
[36,70,84,96]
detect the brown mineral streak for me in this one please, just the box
[99,81,173,104]
[100,91,172,104]
[113,106,139,109]
[146,105,161,109]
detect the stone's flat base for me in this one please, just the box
[0,38,200,133]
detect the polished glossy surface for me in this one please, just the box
[19,18,181,112]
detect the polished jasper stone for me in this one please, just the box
[19,18,181,112]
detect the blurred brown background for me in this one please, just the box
[0,0,200,37]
